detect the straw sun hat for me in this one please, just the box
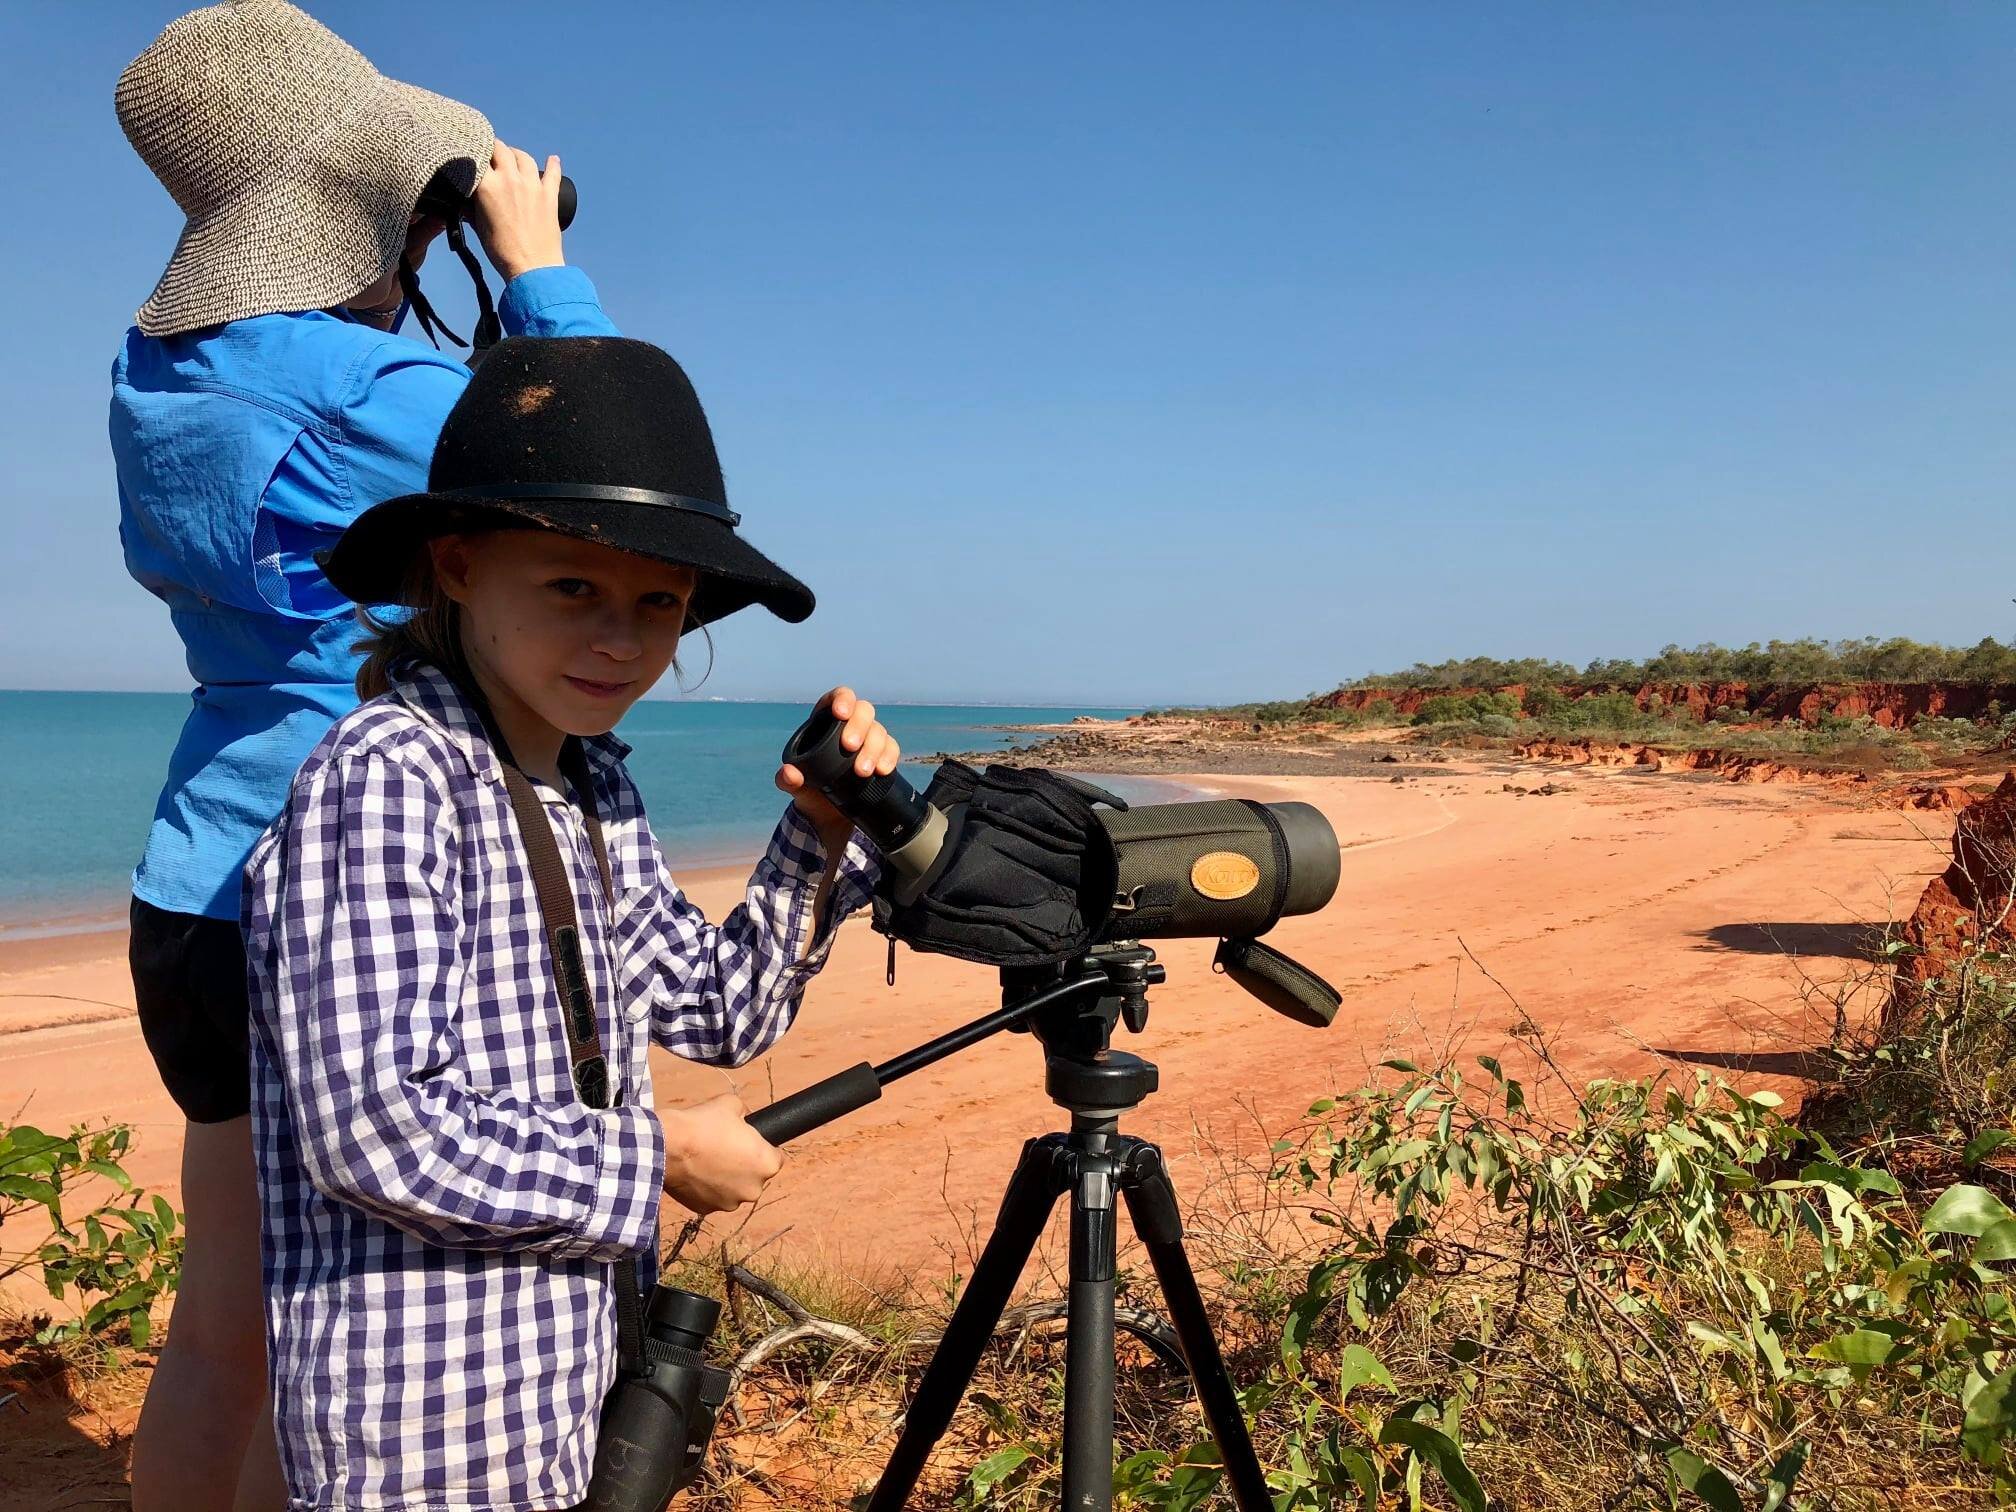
[116,0,495,337]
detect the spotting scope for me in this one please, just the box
[782,708,1341,947]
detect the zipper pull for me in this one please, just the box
[886,935,898,987]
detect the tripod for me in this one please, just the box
[870,956,1270,1510]
[750,946,1272,1510]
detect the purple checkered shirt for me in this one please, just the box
[244,663,879,1510]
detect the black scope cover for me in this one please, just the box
[873,762,1122,967]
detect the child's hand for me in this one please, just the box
[660,1093,783,1215]
[776,687,900,855]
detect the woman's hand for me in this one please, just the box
[660,1093,782,1215]
[776,687,899,855]
[469,140,566,283]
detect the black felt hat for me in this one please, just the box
[324,336,814,627]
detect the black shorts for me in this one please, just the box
[129,896,252,1124]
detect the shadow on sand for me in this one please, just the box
[0,1331,138,1512]
[1692,922,1881,961]
[1653,1046,1838,1081]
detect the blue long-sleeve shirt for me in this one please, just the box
[112,266,618,919]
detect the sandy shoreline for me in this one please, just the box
[0,751,1958,1305]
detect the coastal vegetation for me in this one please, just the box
[641,940,2016,1509]
[1342,638,2016,692]
[1,1120,182,1353]
[1139,637,2016,773]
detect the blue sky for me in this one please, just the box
[2,3,2011,706]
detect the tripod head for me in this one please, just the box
[1002,945,1167,1122]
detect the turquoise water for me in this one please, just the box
[0,692,1148,934]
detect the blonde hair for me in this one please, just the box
[351,537,714,700]
[353,551,470,701]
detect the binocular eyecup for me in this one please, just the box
[577,1285,729,1508]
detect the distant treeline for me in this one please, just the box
[1342,637,2016,691]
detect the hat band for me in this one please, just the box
[442,483,741,527]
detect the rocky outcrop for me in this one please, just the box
[1897,783,1982,813]
[1511,738,1874,789]
[1513,738,1661,769]
[1318,681,2016,728]
[1889,771,2016,1025]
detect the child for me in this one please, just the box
[244,334,891,1509]
[111,4,616,1502]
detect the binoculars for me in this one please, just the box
[577,1287,728,1509]
[417,169,578,232]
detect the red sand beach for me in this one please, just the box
[1,755,1951,1287]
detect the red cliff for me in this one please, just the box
[1317,681,2016,728]
[1889,770,2016,1027]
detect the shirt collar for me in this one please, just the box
[390,662,631,790]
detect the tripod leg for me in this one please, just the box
[1062,1148,1119,1512]
[868,1138,1068,1512]
[1120,1143,1273,1512]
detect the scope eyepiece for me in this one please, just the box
[782,708,949,894]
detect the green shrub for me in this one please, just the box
[1355,697,1400,727]
[1551,690,1650,732]
[1912,715,1992,754]
[1132,1039,2016,1510]
[1522,685,1569,719]
[0,1121,182,1349]
[1412,692,1520,727]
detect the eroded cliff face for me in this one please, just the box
[1509,738,1876,789]
[1889,771,2016,1028]
[1317,681,2016,727]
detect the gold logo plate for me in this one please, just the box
[1191,851,1261,901]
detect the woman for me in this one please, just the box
[110,3,618,1504]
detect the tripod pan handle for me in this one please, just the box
[748,1062,883,1144]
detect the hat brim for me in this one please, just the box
[135,76,493,337]
[323,491,816,628]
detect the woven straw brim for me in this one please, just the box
[134,75,492,337]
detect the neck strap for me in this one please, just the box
[457,675,654,1377]
[397,217,504,355]
[451,672,615,1105]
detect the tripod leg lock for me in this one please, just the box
[1119,1142,1184,1246]
[1070,1158,1118,1284]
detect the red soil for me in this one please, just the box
[1890,770,2016,1025]
[1511,737,1876,790]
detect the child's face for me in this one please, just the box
[432,529,698,737]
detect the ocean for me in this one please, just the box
[0,691,1152,937]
